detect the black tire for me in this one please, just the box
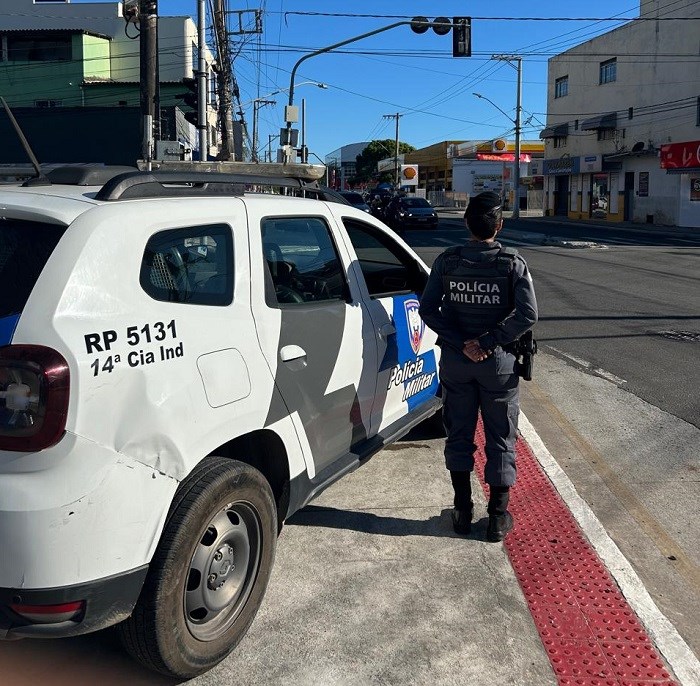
[118,457,277,678]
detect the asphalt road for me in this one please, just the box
[407,213,700,428]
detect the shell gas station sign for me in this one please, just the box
[401,164,419,186]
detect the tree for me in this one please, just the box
[353,139,416,185]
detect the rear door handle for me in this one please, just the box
[280,344,307,362]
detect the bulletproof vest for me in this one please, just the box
[441,245,516,340]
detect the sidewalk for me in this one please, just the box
[189,419,697,686]
[0,413,696,685]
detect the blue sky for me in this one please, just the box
[78,1,642,157]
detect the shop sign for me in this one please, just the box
[581,155,602,173]
[660,140,700,170]
[400,164,419,187]
[691,177,700,201]
[639,172,649,197]
[543,156,580,175]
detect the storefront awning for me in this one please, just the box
[581,112,617,131]
[539,122,569,139]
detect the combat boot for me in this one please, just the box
[486,485,513,542]
[451,504,473,535]
[450,470,473,535]
[486,511,514,542]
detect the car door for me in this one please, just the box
[248,204,379,480]
[336,215,440,434]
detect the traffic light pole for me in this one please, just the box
[283,21,411,163]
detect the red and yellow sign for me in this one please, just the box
[660,140,700,170]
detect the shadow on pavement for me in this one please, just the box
[287,505,490,541]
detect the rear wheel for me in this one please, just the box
[118,457,277,678]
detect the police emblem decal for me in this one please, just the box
[404,298,424,355]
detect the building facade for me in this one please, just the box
[541,0,700,227]
[324,141,369,190]
[0,0,217,161]
[449,139,545,210]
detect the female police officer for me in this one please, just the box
[419,191,537,542]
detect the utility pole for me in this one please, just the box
[196,0,207,158]
[383,112,401,189]
[139,0,158,169]
[493,54,523,218]
[252,99,275,162]
[214,0,234,160]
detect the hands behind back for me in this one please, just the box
[463,339,490,363]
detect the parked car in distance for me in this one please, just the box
[338,190,371,213]
[385,196,439,230]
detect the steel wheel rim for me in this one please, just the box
[183,500,262,641]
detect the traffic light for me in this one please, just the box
[176,77,198,126]
[452,17,471,57]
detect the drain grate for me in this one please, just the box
[656,330,700,342]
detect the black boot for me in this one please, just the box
[450,471,473,535]
[486,486,513,542]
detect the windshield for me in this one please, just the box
[402,198,430,208]
[0,218,66,318]
[342,193,365,204]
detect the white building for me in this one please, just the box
[541,0,700,227]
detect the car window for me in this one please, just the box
[342,218,428,298]
[261,216,349,305]
[402,198,430,208]
[140,224,233,306]
[0,218,66,318]
[342,193,365,204]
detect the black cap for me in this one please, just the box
[465,191,502,216]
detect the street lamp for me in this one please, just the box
[246,82,327,163]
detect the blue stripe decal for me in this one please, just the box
[389,294,439,411]
[0,314,20,346]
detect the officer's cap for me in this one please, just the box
[465,191,502,217]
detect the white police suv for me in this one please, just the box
[0,164,440,677]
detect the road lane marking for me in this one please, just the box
[546,346,627,385]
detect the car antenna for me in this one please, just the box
[0,96,51,186]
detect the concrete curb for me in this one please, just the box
[518,412,700,686]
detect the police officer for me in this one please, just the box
[419,191,537,542]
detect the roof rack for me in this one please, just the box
[47,165,139,186]
[95,170,351,204]
[141,159,326,182]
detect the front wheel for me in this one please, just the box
[118,457,277,678]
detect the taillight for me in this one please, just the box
[0,345,69,452]
[10,600,84,624]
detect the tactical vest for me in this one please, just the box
[441,245,517,340]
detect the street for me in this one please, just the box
[0,214,696,685]
[406,212,700,657]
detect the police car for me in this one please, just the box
[0,164,440,677]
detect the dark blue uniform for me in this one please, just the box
[419,240,538,489]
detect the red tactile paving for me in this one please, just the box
[473,422,678,686]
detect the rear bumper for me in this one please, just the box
[0,565,147,639]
